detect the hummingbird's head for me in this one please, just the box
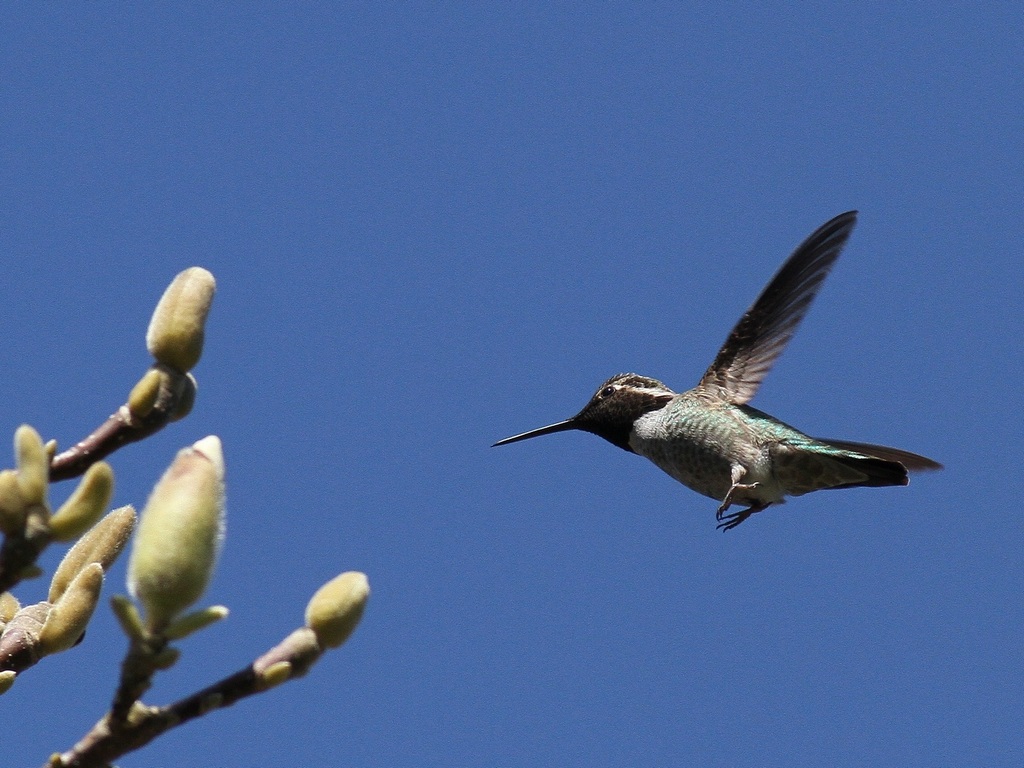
[493,373,675,452]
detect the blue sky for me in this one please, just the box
[2,4,1021,766]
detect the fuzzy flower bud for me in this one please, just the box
[146,267,216,372]
[49,462,114,542]
[0,591,19,627]
[0,470,25,534]
[305,571,370,649]
[38,563,104,655]
[127,369,164,419]
[14,425,48,507]
[127,436,225,632]
[49,506,135,603]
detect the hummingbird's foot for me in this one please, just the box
[716,482,761,520]
[716,502,769,532]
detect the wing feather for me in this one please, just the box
[697,211,858,404]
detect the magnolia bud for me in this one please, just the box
[14,425,48,506]
[305,571,370,649]
[127,369,164,419]
[0,591,19,626]
[0,470,25,534]
[49,505,135,603]
[50,462,114,542]
[127,436,225,631]
[146,267,216,372]
[38,563,104,655]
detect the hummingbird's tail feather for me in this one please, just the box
[814,438,943,473]
[771,442,911,496]
[822,453,910,488]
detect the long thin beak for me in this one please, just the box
[492,419,578,447]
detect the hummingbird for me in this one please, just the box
[493,211,941,530]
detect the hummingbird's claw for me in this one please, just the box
[717,495,733,521]
[717,481,761,520]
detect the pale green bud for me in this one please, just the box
[110,594,146,643]
[257,661,293,690]
[127,436,225,631]
[50,462,114,542]
[38,563,104,655]
[0,591,19,626]
[49,505,135,603]
[146,267,216,372]
[127,369,164,419]
[164,605,229,640]
[14,425,48,506]
[304,571,370,649]
[0,670,15,695]
[0,470,25,534]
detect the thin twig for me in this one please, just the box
[50,366,194,483]
[49,628,324,768]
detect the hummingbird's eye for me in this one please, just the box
[600,386,615,398]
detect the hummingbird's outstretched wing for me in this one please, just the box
[696,211,858,405]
